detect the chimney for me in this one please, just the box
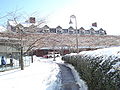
[29,17,35,23]
[92,22,97,27]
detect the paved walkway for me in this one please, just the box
[58,64,80,90]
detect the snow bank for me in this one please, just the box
[80,46,120,73]
[66,64,88,90]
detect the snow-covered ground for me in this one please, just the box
[1,47,120,90]
[0,56,88,90]
[0,56,60,90]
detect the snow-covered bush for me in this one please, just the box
[62,47,120,90]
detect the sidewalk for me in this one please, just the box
[58,63,80,90]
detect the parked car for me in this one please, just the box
[43,52,60,58]
[43,55,49,58]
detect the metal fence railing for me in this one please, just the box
[0,56,31,72]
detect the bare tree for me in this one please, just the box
[0,10,47,70]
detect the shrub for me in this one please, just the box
[62,48,120,90]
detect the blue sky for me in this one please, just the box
[0,0,74,26]
[0,0,73,17]
[0,0,120,35]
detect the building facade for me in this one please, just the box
[7,19,107,35]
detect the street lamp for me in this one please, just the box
[69,15,79,53]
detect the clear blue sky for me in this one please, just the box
[0,0,120,35]
[0,0,73,18]
[0,0,74,26]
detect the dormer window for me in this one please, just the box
[68,26,74,34]
[80,27,85,30]
[68,26,74,30]
[43,25,50,33]
[90,28,94,31]
[99,28,103,31]
[56,26,62,34]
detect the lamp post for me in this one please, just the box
[69,15,79,53]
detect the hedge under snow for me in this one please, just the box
[62,46,120,90]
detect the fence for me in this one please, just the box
[0,38,31,72]
[0,55,31,72]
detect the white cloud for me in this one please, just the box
[47,0,120,35]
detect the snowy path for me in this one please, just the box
[0,56,87,90]
[58,63,80,90]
